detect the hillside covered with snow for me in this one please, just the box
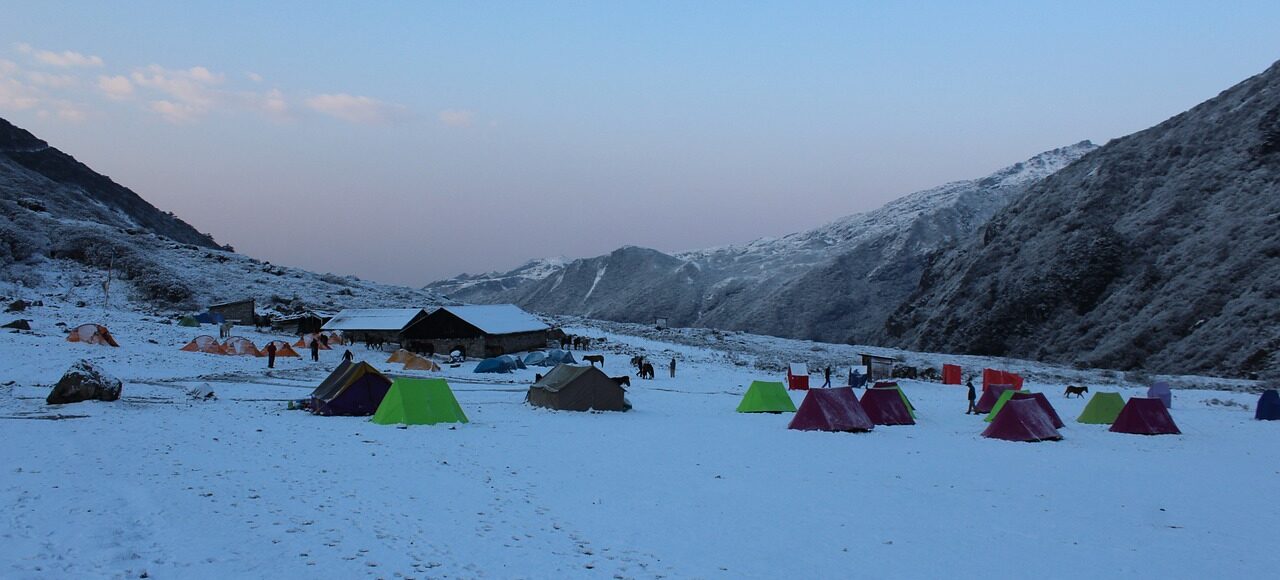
[427,141,1097,345]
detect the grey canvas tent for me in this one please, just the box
[526,364,631,412]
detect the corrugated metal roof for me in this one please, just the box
[440,304,549,335]
[322,308,426,331]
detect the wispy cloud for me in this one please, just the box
[16,42,104,68]
[97,75,134,100]
[0,58,45,110]
[438,108,474,127]
[306,93,407,125]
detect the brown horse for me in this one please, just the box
[640,363,655,380]
[1064,385,1089,398]
[583,354,605,367]
[611,375,631,387]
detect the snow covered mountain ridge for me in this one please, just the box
[425,141,1098,346]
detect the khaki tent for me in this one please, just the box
[66,323,119,347]
[404,354,441,371]
[386,349,414,364]
[180,335,225,355]
[310,361,392,416]
[527,364,632,412]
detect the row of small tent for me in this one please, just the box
[179,332,344,357]
[474,350,579,373]
[302,362,631,423]
[733,380,1247,441]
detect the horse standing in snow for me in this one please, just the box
[582,354,605,367]
[1064,385,1089,398]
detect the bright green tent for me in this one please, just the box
[178,315,200,327]
[1077,392,1125,424]
[984,389,1034,422]
[371,378,468,426]
[736,381,797,413]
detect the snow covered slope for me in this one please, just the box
[427,142,1097,344]
[0,117,449,315]
[0,291,1273,578]
[887,59,1280,379]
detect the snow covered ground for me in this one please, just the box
[2,299,1277,579]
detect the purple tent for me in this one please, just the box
[860,387,915,426]
[1147,382,1172,409]
[974,384,1012,414]
[788,387,874,432]
[982,398,1062,442]
[1009,392,1066,429]
[1110,397,1181,435]
[310,361,393,416]
[1256,390,1280,420]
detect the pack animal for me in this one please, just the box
[1064,385,1089,398]
[640,363,655,380]
[611,375,631,387]
[630,355,646,371]
[582,354,605,367]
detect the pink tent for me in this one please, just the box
[788,387,874,432]
[1110,398,1181,435]
[982,398,1063,442]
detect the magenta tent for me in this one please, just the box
[860,387,915,426]
[974,384,1012,414]
[982,398,1063,442]
[788,387,874,433]
[1110,397,1181,435]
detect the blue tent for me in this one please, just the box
[474,356,517,374]
[1257,390,1280,420]
[500,354,527,370]
[195,312,225,324]
[524,351,547,366]
[848,369,867,389]
[541,349,576,366]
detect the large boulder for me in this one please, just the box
[3,319,31,330]
[47,360,123,405]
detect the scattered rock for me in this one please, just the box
[2,319,31,330]
[5,299,28,313]
[47,360,123,405]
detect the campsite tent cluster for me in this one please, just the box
[305,360,467,424]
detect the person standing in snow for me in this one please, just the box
[319,333,329,348]
[823,366,832,387]
[342,349,354,363]
[669,357,676,379]
[966,378,977,414]
[310,338,320,362]
[266,342,277,369]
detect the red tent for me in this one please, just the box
[860,387,915,425]
[982,398,1063,442]
[1110,397,1181,435]
[942,364,962,385]
[788,387,874,432]
[787,363,810,391]
[982,368,1024,392]
[1006,392,1065,428]
[974,384,1012,414]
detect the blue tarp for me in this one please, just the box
[195,312,225,324]
[474,357,517,374]
[1257,390,1280,420]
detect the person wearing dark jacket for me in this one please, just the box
[266,342,277,369]
[310,338,320,362]
[342,349,354,363]
[966,378,977,414]
[823,366,832,387]
[669,357,676,379]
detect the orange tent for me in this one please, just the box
[294,333,332,350]
[261,340,301,357]
[322,331,345,345]
[222,336,262,356]
[404,354,441,371]
[66,323,119,347]
[181,335,226,355]
[386,349,413,364]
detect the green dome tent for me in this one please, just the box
[178,315,200,327]
[1077,392,1126,424]
[371,378,468,426]
[736,381,797,413]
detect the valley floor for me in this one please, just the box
[1,302,1277,579]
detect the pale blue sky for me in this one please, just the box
[2,1,1278,285]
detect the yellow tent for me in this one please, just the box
[404,354,441,372]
